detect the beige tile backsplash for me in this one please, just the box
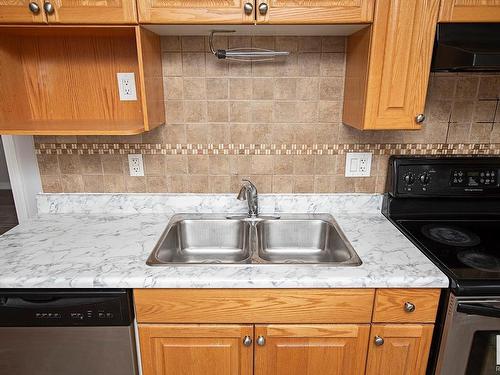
[35,36,500,194]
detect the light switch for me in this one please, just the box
[345,152,372,177]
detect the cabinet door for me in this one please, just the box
[138,0,254,24]
[0,0,46,23]
[255,324,370,375]
[44,0,137,24]
[256,0,374,24]
[351,0,439,130]
[439,0,500,22]
[366,324,434,375]
[138,324,253,375]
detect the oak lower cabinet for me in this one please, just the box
[255,0,374,24]
[366,324,434,375]
[343,0,440,130]
[439,0,500,22]
[139,325,253,375]
[135,288,440,375]
[254,324,370,375]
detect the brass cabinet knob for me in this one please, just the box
[258,3,269,15]
[242,336,252,347]
[256,336,266,346]
[43,1,55,14]
[415,113,425,123]
[243,2,254,15]
[374,336,384,346]
[404,301,416,313]
[28,2,40,14]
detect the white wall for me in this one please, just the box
[0,139,11,189]
[2,136,42,221]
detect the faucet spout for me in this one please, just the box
[236,179,259,217]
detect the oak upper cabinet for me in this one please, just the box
[366,324,434,375]
[254,325,370,375]
[0,0,46,23]
[439,0,500,22]
[138,324,253,375]
[343,0,440,130]
[0,26,164,135]
[255,0,374,24]
[138,0,255,24]
[42,0,137,24]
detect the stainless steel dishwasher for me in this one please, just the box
[0,289,138,375]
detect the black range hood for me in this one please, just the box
[431,23,500,72]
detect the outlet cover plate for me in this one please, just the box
[128,154,144,176]
[117,72,137,101]
[345,152,372,177]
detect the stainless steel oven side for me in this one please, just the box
[435,294,500,375]
[0,325,138,375]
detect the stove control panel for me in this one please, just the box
[450,169,497,187]
[388,157,500,197]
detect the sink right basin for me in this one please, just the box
[255,215,362,265]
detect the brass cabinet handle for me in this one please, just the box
[258,3,269,15]
[28,2,40,14]
[243,2,254,15]
[374,336,384,346]
[242,336,252,347]
[43,1,55,14]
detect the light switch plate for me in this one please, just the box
[345,152,372,177]
[117,72,137,101]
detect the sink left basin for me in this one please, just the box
[146,214,252,265]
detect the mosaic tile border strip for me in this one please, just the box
[35,143,500,156]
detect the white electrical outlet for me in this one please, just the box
[345,152,372,177]
[117,73,137,101]
[128,154,144,176]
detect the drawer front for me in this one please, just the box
[373,289,441,323]
[134,289,375,324]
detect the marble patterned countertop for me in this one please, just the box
[0,193,449,289]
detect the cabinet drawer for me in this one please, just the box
[134,289,375,324]
[372,289,440,323]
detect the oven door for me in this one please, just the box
[436,294,500,375]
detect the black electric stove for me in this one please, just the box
[384,156,500,375]
[383,156,500,296]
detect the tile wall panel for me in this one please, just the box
[35,36,500,193]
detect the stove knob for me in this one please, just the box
[420,173,430,185]
[404,172,415,185]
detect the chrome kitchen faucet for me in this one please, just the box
[237,179,259,218]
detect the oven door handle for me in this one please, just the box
[457,303,500,318]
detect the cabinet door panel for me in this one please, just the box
[363,0,439,129]
[257,0,374,23]
[255,324,370,375]
[366,324,434,375]
[139,324,253,375]
[439,0,500,22]
[0,0,46,23]
[46,0,137,24]
[138,0,254,24]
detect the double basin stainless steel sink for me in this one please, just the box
[146,213,362,266]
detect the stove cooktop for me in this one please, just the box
[397,219,500,280]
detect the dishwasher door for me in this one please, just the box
[0,325,138,375]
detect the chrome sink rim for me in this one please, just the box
[146,213,362,266]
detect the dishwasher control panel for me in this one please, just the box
[0,289,133,327]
